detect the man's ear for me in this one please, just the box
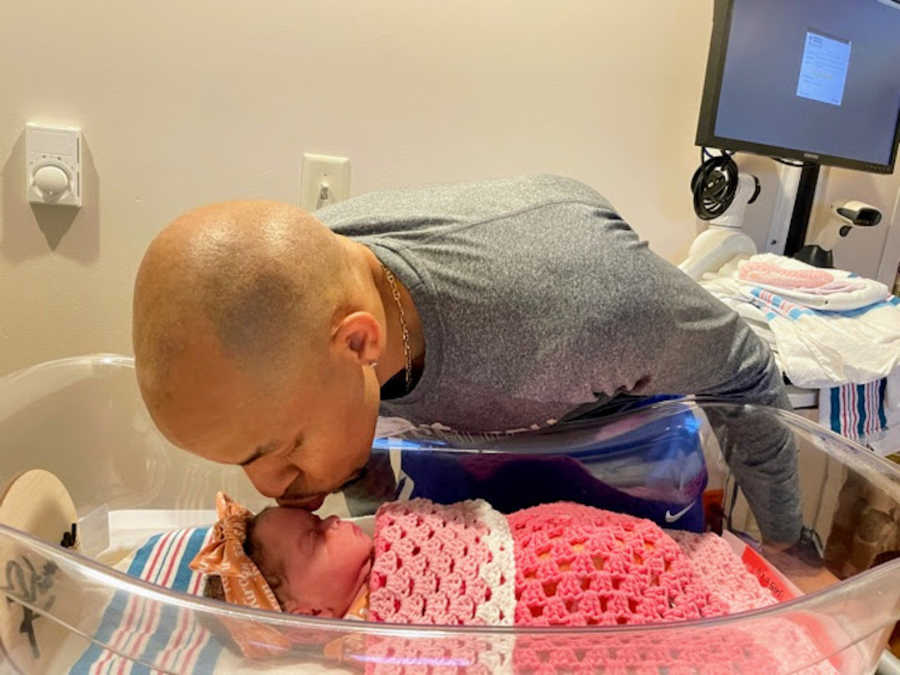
[331,311,383,366]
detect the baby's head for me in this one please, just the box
[244,507,373,617]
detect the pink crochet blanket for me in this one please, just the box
[367,500,777,627]
[369,499,516,624]
[363,500,840,674]
[509,503,726,626]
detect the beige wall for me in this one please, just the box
[1,1,898,375]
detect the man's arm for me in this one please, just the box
[600,242,803,544]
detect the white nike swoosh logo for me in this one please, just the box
[664,501,696,523]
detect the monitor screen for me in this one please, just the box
[696,0,900,174]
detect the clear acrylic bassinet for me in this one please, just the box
[0,354,898,674]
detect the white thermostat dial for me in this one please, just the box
[26,124,82,207]
[33,165,70,196]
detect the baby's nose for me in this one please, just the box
[320,515,341,530]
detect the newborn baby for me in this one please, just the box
[223,498,773,626]
[246,508,373,618]
[191,495,833,672]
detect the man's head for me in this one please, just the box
[133,201,388,507]
[248,507,373,617]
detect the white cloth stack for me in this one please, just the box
[701,255,900,389]
[734,253,889,311]
[699,254,900,449]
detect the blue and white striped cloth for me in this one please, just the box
[70,526,222,675]
[747,289,900,389]
[700,266,900,449]
[819,379,889,442]
[744,288,899,446]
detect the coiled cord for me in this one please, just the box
[691,151,740,221]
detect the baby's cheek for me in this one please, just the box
[328,561,352,589]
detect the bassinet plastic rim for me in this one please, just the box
[2,353,899,638]
[0,523,897,638]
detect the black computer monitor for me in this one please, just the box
[696,0,900,174]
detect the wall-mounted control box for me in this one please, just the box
[26,124,82,207]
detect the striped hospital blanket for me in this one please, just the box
[749,289,900,389]
[70,526,222,674]
[819,379,889,443]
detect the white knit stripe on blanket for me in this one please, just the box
[470,499,517,625]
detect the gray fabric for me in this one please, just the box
[318,174,802,542]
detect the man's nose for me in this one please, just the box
[242,459,300,499]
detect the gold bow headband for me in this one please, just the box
[190,492,289,659]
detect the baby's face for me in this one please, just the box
[252,507,373,617]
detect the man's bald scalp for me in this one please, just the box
[133,201,353,401]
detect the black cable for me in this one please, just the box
[693,148,808,220]
[701,146,734,162]
[691,150,740,220]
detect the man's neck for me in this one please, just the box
[354,242,426,391]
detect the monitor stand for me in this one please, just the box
[785,164,821,257]
[764,162,821,257]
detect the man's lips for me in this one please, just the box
[275,466,366,511]
[276,494,326,511]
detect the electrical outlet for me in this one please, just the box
[300,153,350,211]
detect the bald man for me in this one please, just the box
[133,175,802,544]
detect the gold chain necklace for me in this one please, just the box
[381,264,412,394]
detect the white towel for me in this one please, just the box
[734,253,889,310]
[701,275,900,389]
[751,289,900,388]
[872,368,900,457]
[887,368,900,426]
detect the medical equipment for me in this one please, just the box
[1,355,899,673]
[696,0,900,174]
[693,0,900,261]
[795,201,884,268]
[877,188,900,288]
[679,152,759,280]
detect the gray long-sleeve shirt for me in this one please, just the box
[318,174,801,542]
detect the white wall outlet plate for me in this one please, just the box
[26,124,82,207]
[300,153,350,211]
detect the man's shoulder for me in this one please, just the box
[471,174,609,206]
[317,174,612,230]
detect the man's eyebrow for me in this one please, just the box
[238,441,279,466]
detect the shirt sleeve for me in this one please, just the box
[609,243,788,408]
[598,241,802,544]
